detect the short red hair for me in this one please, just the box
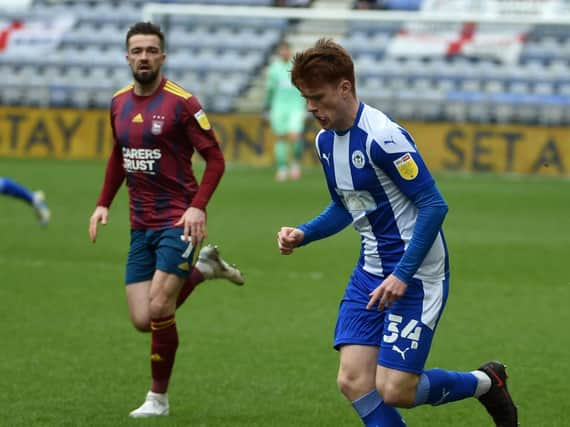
[291,38,356,95]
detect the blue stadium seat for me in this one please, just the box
[383,0,422,10]
[1,0,568,120]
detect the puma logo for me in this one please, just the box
[322,152,331,166]
[434,388,450,405]
[392,345,410,360]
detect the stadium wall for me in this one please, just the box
[0,107,568,176]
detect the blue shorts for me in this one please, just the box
[334,268,449,374]
[125,228,197,285]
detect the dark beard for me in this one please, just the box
[133,69,158,85]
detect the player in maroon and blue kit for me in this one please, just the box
[88,22,244,418]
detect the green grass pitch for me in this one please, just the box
[0,158,568,426]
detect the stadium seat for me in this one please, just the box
[394,89,418,120]
[484,80,507,94]
[1,0,569,121]
[537,95,567,125]
[417,89,445,121]
[360,84,395,117]
[490,93,516,124]
[70,88,92,109]
[2,87,26,106]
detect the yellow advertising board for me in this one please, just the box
[0,107,568,176]
[406,122,570,177]
[0,107,112,159]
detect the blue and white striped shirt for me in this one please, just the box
[300,102,448,283]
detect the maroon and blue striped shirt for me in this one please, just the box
[96,77,225,229]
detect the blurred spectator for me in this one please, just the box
[355,0,422,9]
[274,0,312,6]
[355,0,380,9]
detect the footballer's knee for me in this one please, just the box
[376,374,419,408]
[129,311,151,332]
[132,320,151,332]
[377,382,415,407]
[337,370,375,401]
[149,293,175,318]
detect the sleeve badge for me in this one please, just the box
[194,109,211,130]
[393,153,419,180]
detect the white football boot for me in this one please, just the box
[129,391,169,418]
[195,244,245,285]
[32,191,51,227]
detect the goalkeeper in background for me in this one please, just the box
[265,40,307,181]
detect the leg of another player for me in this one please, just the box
[286,131,303,180]
[0,177,50,226]
[0,176,35,203]
[274,137,289,182]
[126,270,208,329]
[127,273,207,328]
[129,271,184,418]
[176,244,245,309]
[376,365,479,408]
[176,267,204,308]
[148,270,184,393]
[126,281,151,332]
[402,363,517,425]
[408,367,481,407]
[338,345,406,426]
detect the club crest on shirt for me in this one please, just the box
[151,115,165,135]
[194,109,211,130]
[351,150,366,169]
[393,153,419,180]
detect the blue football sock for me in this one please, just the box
[414,368,478,407]
[352,390,406,426]
[0,177,34,204]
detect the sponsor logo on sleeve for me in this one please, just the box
[194,109,211,130]
[393,153,419,180]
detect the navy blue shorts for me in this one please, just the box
[334,267,449,374]
[125,227,197,284]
